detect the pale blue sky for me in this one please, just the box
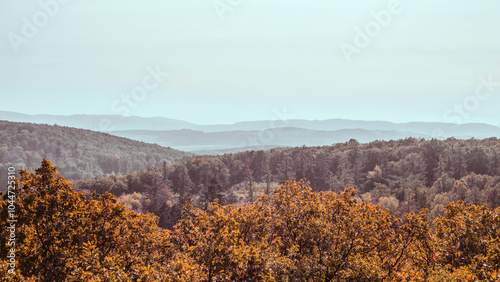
[1,0,499,125]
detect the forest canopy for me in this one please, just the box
[1,160,499,281]
[75,137,500,229]
[0,120,192,183]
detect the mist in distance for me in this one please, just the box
[1,0,499,126]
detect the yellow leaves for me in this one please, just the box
[0,160,174,281]
[2,161,500,281]
[430,201,500,281]
[171,179,423,280]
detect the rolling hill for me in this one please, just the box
[109,127,432,154]
[0,120,192,187]
[2,111,500,154]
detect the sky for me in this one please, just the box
[1,0,499,126]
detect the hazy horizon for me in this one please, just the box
[3,110,500,131]
[1,1,499,126]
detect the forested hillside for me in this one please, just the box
[1,161,499,280]
[75,137,500,229]
[0,120,192,184]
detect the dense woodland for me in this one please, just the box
[0,121,192,183]
[75,137,500,229]
[2,121,500,279]
[1,160,499,280]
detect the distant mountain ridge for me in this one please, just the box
[109,127,432,154]
[2,110,500,154]
[0,110,199,132]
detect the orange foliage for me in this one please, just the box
[1,160,499,281]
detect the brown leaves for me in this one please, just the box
[172,180,430,281]
[0,160,170,281]
[433,201,500,280]
[1,161,500,281]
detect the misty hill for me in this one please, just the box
[2,111,500,139]
[0,110,201,132]
[2,111,500,154]
[0,120,192,184]
[202,119,500,138]
[107,127,429,154]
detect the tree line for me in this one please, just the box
[75,137,500,229]
[1,160,499,281]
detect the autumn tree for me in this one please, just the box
[173,179,434,281]
[0,160,180,281]
[432,201,500,280]
[2,160,500,280]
